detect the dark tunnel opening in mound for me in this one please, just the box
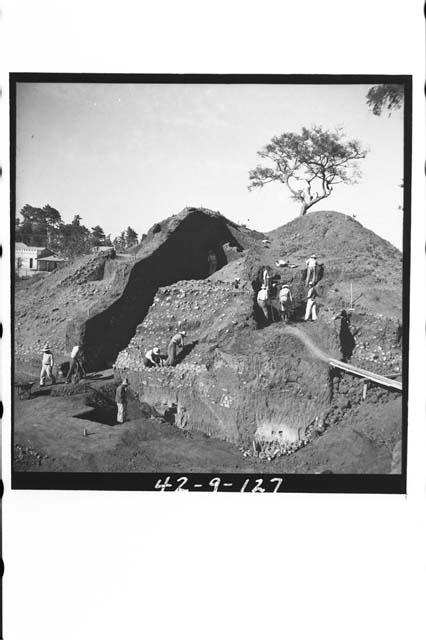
[74,211,244,371]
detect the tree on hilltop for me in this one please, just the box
[125,226,138,248]
[248,126,368,216]
[113,231,127,252]
[91,225,107,246]
[113,227,138,252]
[366,84,404,116]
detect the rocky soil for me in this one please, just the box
[14,208,404,473]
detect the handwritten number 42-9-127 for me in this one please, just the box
[154,477,284,492]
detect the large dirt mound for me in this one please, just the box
[112,210,402,472]
[15,207,261,369]
[16,208,403,472]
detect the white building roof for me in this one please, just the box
[16,243,48,251]
[37,255,66,262]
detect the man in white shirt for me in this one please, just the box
[279,284,293,322]
[40,343,56,386]
[305,254,318,286]
[305,282,318,321]
[257,284,270,320]
[143,346,163,368]
[66,344,85,383]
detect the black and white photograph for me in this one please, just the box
[11,75,410,491]
[2,3,425,640]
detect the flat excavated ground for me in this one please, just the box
[13,360,399,475]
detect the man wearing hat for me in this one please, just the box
[257,284,270,320]
[305,254,318,286]
[115,378,129,424]
[305,281,318,321]
[40,343,56,386]
[143,346,163,368]
[279,283,293,322]
[166,330,186,366]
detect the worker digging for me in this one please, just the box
[166,330,186,366]
[279,283,293,322]
[143,346,164,368]
[66,343,86,384]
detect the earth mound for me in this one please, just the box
[15,208,403,472]
[15,207,261,369]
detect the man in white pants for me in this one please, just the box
[115,378,129,424]
[257,284,270,320]
[305,282,318,321]
[40,343,56,386]
[305,254,318,286]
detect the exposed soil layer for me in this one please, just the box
[14,364,401,474]
[15,208,403,474]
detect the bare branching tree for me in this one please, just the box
[248,126,368,216]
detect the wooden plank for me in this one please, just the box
[328,358,402,391]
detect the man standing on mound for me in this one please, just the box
[166,330,186,366]
[305,254,318,286]
[116,377,129,424]
[279,283,293,322]
[305,281,318,321]
[257,284,270,320]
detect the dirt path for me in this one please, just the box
[282,325,330,362]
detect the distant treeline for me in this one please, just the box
[15,204,140,258]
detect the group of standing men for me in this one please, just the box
[256,254,319,324]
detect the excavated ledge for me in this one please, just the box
[66,208,253,370]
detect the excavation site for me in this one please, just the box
[14,207,403,475]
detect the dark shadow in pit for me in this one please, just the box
[78,210,244,371]
[74,406,117,426]
[164,403,177,424]
[32,387,54,398]
[174,340,199,365]
[86,373,114,381]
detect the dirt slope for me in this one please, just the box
[112,210,402,471]
[15,208,403,473]
[15,207,261,369]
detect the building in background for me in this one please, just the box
[15,242,66,277]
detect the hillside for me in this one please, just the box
[15,207,403,473]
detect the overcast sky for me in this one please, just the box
[16,82,404,248]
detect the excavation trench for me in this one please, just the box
[70,212,243,371]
